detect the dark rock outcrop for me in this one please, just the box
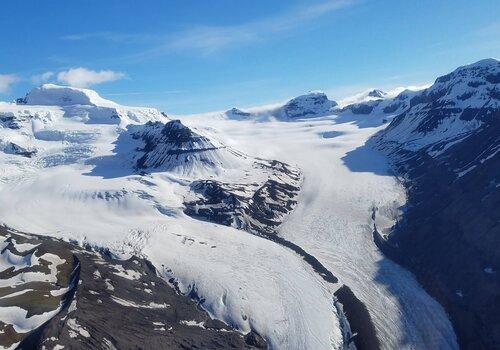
[184,160,301,236]
[367,89,387,99]
[124,120,245,176]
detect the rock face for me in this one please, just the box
[1,142,36,157]
[127,119,247,177]
[0,228,264,350]
[278,92,337,119]
[373,58,500,349]
[342,102,378,115]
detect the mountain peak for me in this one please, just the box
[435,58,499,85]
[129,119,245,176]
[19,84,118,107]
[225,107,251,119]
[367,89,387,98]
[465,57,499,67]
[281,91,337,119]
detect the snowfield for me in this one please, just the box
[0,84,459,349]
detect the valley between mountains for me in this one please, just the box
[0,58,498,349]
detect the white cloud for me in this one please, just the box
[31,71,54,85]
[0,74,19,93]
[57,67,125,88]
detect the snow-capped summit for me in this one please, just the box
[278,91,337,119]
[337,88,392,112]
[224,107,251,119]
[12,84,167,127]
[376,58,500,155]
[20,84,119,107]
[367,89,387,98]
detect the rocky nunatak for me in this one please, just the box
[184,160,301,236]
[0,227,265,350]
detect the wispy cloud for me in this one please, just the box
[57,67,126,88]
[164,0,354,55]
[104,90,188,96]
[63,0,355,58]
[31,71,54,85]
[0,74,19,93]
[62,31,157,44]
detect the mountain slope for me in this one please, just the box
[377,58,499,155]
[372,58,500,349]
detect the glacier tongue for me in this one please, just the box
[180,112,459,349]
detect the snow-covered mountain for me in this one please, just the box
[14,84,166,126]
[2,58,497,350]
[224,91,338,120]
[338,88,419,119]
[367,89,387,99]
[338,89,389,108]
[0,85,167,171]
[19,84,119,107]
[277,91,338,119]
[372,58,499,349]
[375,58,499,155]
[225,107,252,119]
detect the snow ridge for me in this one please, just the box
[374,58,499,155]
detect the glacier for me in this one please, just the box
[0,82,461,349]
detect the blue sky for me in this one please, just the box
[1,0,499,114]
